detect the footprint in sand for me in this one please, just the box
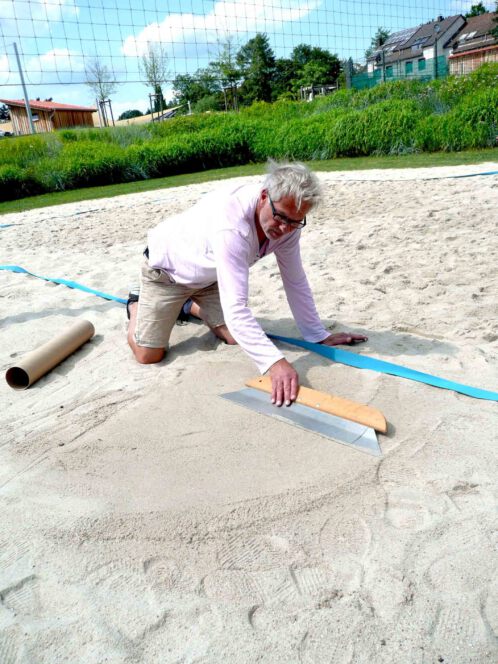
[202,569,265,605]
[209,532,343,620]
[0,628,21,664]
[87,560,169,642]
[384,486,447,531]
[431,602,493,662]
[298,602,372,664]
[0,575,41,619]
[319,513,371,592]
[0,536,32,579]
[216,532,292,571]
[143,556,183,592]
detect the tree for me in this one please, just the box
[85,58,118,101]
[272,58,296,100]
[193,94,222,113]
[209,36,241,110]
[118,109,143,121]
[288,44,341,94]
[236,33,276,104]
[365,27,391,59]
[294,60,333,90]
[465,2,487,17]
[172,69,220,107]
[139,43,170,113]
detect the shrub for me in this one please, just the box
[127,127,252,178]
[45,142,140,190]
[415,113,496,152]
[0,164,46,201]
[2,66,497,202]
[0,133,60,167]
[327,100,422,156]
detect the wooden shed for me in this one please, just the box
[0,99,97,136]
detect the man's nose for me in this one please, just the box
[279,221,293,232]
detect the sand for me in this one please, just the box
[0,163,497,663]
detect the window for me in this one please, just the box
[405,61,413,74]
[386,65,393,77]
[418,58,426,71]
[32,113,39,122]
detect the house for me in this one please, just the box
[0,99,97,136]
[365,15,465,83]
[448,12,498,75]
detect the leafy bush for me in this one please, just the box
[127,127,252,178]
[326,100,422,157]
[0,164,46,201]
[42,142,140,190]
[0,133,61,167]
[1,65,497,202]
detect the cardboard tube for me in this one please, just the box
[6,319,95,390]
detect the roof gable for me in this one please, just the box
[0,99,97,112]
[450,12,498,54]
[369,15,465,62]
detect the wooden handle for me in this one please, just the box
[245,376,387,433]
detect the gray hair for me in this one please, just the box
[263,160,322,210]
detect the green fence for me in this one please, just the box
[352,56,449,90]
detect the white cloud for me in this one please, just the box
[0,0,79,37]
[24,48,84,84]
[0,54,9,74]
[0,53,11,88]
[122,0,321,56]
[448,0,493,13]
[39,0,79,21]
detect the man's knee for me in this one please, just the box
[133,345,165,364]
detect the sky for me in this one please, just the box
[0,0,483,117]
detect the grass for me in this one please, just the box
[1,147,497,216]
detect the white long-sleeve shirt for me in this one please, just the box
[147,181,329,373]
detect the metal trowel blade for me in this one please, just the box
[221,387,382,457]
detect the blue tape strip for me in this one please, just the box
[2,264,496,401]
[0,264,127,304]
[269,334,498,402]
[340,171,498,183]
[450,170,498,179]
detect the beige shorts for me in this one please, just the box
[134,259,225,349]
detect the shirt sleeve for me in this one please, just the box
[211,228,285,374]
[274,231,330,342]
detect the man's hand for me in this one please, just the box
[269,358,299,407]
[320,332,368,346]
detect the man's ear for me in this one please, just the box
[260,188,268,201]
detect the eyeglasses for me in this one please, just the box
[268,195,307,229]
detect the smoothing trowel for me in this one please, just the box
[221,376,387,456]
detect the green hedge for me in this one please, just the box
[0,164,46,201]
[1,64,497,202]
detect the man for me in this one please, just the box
[127,161,367,406]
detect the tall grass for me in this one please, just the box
[1,64,497,202]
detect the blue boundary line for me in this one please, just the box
[269,335,498,402]
[1,264,497,401]
[0,264,127,304]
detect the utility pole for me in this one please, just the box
[434,24,441,80]
[13,42,35,134]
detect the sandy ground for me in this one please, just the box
[0,163,497,663]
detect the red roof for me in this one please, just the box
[0,99,97,112]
